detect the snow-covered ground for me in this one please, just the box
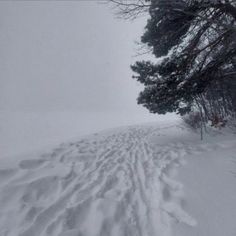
[0,119,235,236]
[0,111,167,159]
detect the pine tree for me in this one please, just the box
[110,0,236,124]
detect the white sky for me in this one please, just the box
[0,2,179,158]
[0,0,149,112]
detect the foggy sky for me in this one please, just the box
[0,1,149,112]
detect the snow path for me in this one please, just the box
[0,123,235,236]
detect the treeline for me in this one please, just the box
[109,0,236,128]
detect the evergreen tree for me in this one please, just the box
[110,0,236,124]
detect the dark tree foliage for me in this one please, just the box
[110,0,236,126]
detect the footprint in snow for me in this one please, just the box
[19,159,46,170]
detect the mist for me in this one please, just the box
[0,1,175,158]
[0,1,148,112]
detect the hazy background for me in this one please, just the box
[0,1,176,158]
[0,1,147,112]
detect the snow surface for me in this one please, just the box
[0,119,236,236]
[1,111,170,159]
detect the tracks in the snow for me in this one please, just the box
[0,125,196,236]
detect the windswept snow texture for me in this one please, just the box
[0,122,236,236]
